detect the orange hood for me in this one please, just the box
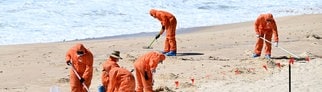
[150,9,157,17]
[263,13,274,21]
[73,43,87,53]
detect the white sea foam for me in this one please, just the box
[1,0,322,45]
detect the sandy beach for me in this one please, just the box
[0,14,322,92]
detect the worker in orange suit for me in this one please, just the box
[253,13,279,59]
[65,43,93,92]
[101,51,122,92]
[134,51,166,92]
[107,67,135,92]
[150,9,177,56]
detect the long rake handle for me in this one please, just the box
[147,38,157,48]
[70,63,90,92]
[259,37,300,58]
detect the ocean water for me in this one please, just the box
[1,0,322,45]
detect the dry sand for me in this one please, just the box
[0,14,322,92]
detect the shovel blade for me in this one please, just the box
[142,46,153,49]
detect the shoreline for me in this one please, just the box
[1,14,317,46]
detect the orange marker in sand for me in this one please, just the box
[289,56,294,64]
[175,80,179,88]
[235,68,240,75]
[191,77,195,85]
[276,63,281,69]
[305,56,310,62]
[263,64,268,71]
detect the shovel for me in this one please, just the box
[259,37,300,59]
[142,38,156,49]
[70,61,90,92]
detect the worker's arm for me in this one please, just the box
[155,26,165,39]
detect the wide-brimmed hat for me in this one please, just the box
[109,51,122,59]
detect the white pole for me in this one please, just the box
[259,37,300,59]
[70,62,90,92]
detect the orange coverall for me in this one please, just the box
[254,13,279,56]
[101,57,120,91]
[107,67,136,92]
[66,43,93,92]
[150,9,177,53]
[134,51,166,92]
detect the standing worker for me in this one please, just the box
[150,9,177,56]
[134,51,166,92]
[66,43,94,92]
[101,51,122,92]
[106,67,135,92]
[253,13,279,59]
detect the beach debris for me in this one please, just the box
[181,82,195,88]
[128,58,137,63]
[167,73,179,79]
[223,65,230,67]
[231,67,256,75]
[159,73,179,80]
[208,56,230,61]
[154,86,175,92]
[95,67,99,72]
[179,57,194,61]
[266,60,275,68]
[57,78,69,83]
[0,70,3,73]
[306,33,321,39]
[126,54,135,58]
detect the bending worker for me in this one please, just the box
[150,9,177,56]
[66,43,94,92]
[101,51,122,92]
[134,51,166,92]
[106,67,135,92]
[253,13,279,59]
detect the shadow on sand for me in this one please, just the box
[271,56,310,61]
[176,52,204,56]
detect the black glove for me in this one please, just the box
[144,71,149,80]
[155,34,160,39]
[66,60,71,66]
[80,77,85,83]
